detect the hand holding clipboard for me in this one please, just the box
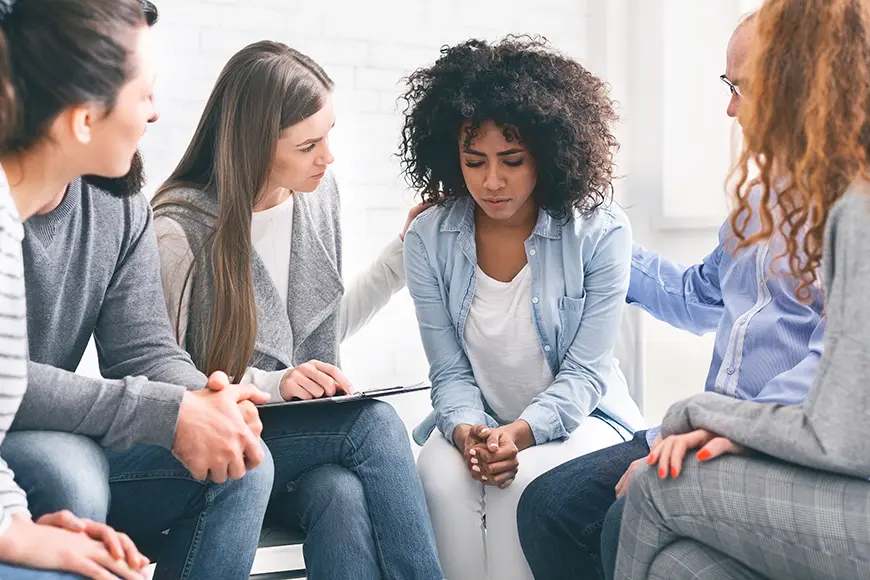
[261,381,431,407]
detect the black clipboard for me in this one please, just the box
[260,381,431,407]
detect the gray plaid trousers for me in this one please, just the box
[614,455,870,580]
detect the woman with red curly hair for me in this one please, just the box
[616,0,870,578]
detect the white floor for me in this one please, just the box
[144,544,306,579]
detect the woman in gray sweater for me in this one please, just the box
[615,0,870,578]
[151,41,442,580]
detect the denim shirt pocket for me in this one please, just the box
[557,294,587,352]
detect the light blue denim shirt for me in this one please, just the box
[629,189,825,445]
[405,197,645,446]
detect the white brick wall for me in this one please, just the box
[135,0,590,427]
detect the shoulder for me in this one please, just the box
[563,201,632,245]
[405,199,457,241]
[152,185,212,211]
[80,179,154,243]
[828,180,870,240]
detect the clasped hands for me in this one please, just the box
[452,421,535,489]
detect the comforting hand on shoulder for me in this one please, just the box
[400,201,433,241]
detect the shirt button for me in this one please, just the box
[532,297,539,304]
[726,368,735,375]
[529,249,536,256]
[739,318,747,326]
[544,345,551,352]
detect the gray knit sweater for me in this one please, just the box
[662,179,870,478]
[14,179,207,451]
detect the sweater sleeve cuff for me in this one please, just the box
[130,380,186,450]
[660,397,696,437]
[241,367,284,402]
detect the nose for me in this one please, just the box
[320,141,335,167]
[726,93,739,119]
[483,164,505,191]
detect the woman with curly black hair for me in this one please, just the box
[400,36,645,580]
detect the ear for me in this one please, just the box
[64,104,98,145]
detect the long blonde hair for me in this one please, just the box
[152,41,332,379]
[729,0,870,300]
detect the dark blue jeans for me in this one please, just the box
[517,430,650,580]
[601,496,626,580]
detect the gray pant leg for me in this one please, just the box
[616,455,870,580]
[650,540,766,580]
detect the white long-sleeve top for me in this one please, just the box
[154,196,406,401]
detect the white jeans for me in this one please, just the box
[417,416,625,580]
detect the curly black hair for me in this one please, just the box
[399,36,619,219]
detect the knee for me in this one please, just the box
[648,540,698,580]
[229,441,274,508]
[300,464,367,519]
[625,462,657,507]
[517,469,569,534]
[357,400,409,446]
[2,432,110,520]
[416,435,463,501]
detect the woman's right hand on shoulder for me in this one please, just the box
[0,514,147,580]
[280,360,353,401]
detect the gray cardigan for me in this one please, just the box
[662,179,870,478]
[153,172,345,374]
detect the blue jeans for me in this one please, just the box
[258,399,443,580]
[600,496,626,580]
[517,430,649,580]
[2,431,273,580]
[0,564,84,580]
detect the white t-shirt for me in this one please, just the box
[464,264,554,423]
[251,194,294,303]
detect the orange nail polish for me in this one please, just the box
[647,454,655,465]
[671,467,678,478]
[658,467,666,478]
[697,449,711,461]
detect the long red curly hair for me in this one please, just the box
[729,0,870,300]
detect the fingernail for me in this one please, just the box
[697,449,711,461]
[647,454,655,464]
[472,466,481,472]
[671,467,678,478]
[469,449,476,457]
[470,458,478,465]
[658,467,666,479]
[490,444,498,450]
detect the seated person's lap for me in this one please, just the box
[419,415,628,522]
[0,563,86,580]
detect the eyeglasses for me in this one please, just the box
[720,74,742,98]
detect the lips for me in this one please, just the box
[311,171,326,179]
